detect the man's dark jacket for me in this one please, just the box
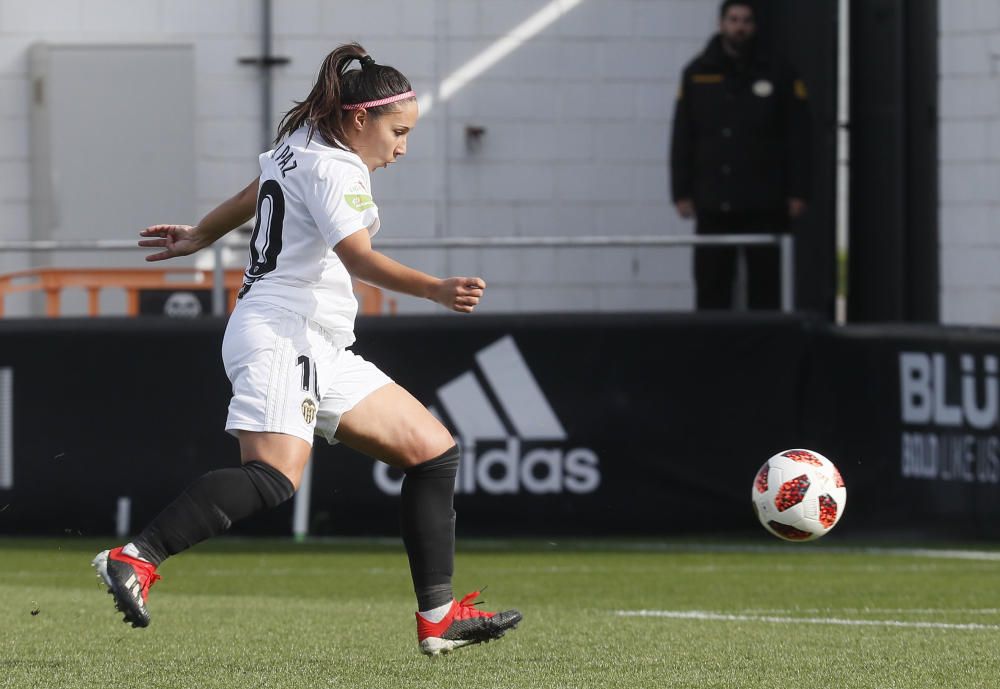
[670,34,810,215]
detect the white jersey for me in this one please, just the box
[237,126,380,348]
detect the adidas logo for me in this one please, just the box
[373,336,601,496]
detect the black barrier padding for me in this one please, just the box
[1,315,998,539]
[329,314,810,537]
[801,325,1000,539]
[0,318,246,538]
[138,289,213,318]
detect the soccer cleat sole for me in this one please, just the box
[420,636,475,656]
[91,550,150,629]
[419,610,522,657]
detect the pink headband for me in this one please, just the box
[342,91,416,110]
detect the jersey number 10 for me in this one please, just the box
[241,179,285,294]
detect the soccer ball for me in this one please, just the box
[751,449,846,541]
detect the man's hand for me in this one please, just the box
[788,198,807,219]
[138,225,206,262]
[430,277,486,314]
[675,198,695,219]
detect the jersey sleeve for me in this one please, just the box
[303,162,380,247]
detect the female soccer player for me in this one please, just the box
[92,42,521,657]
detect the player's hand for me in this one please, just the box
[675,198,695,219]
[431,277,486,313]
[788,198,808,219]
[138,225,205,262]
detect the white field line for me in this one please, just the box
[567,543,1000,561]
[615,610,1000,631]
[740,607,1000,615]
[863,548,1000,562]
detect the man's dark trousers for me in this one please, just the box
[695,210,788,310]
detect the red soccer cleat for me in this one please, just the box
[416,590,522,656]
[92,547,162,628]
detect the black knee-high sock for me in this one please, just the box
[401,444,460,611]
[131,460,295,566]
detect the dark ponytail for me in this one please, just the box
[274,41,414,149]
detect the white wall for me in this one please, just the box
[0,0,719,316]
[938,0,1000,325]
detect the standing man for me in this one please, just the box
[671,0,810,310]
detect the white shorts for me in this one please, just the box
[221,300,393,445]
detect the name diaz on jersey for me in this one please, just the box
[272,144,298,177]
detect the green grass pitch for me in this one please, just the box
[2,537,1000,688]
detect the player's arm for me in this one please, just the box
[139,177,260,262]
[334,229,485,314]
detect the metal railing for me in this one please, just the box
[0,233,795,314]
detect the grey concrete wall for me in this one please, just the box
[938,0,1000,325]
[0,0,719,316]
[6,1,996,323]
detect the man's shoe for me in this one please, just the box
[92,547,161,628]
[416,591,522,656]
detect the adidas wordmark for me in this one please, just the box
[374,336,601,495]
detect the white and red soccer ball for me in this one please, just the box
[752,449,846,541]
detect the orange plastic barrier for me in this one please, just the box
[0,267,395,317]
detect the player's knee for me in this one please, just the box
[404,442,460,477]
[247,459,304,492]
[242,460,296,507]
[400,425,456,468]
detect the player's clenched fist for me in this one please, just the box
[431,277,486,313]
